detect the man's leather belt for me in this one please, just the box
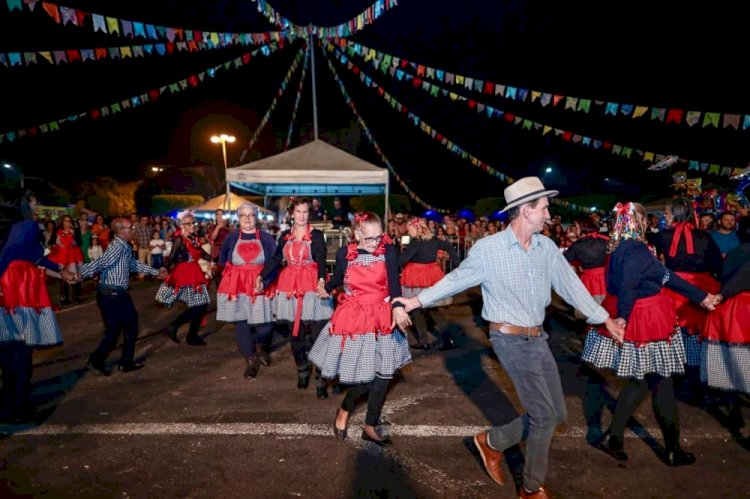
[489,322,542,337]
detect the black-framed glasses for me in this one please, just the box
[362,234,384,244]
[182,221,195,226]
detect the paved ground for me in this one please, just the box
[1,280,749,498]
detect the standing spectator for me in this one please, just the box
[78,218,166,375]
[711,212,741,258]
[134,216,152,279]
[393,177,622,497]
[75,216,93,263]
[209,209,231,284]
[329,196,349,229]
[394,213,408,237]
[309,197,327,222]
[645,213,661,248]
[149,230,166,269]
[699,212,715,232]
[88,235,104,261]
[47,215,85,304]
[91,214,110,251]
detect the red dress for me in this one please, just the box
[47,231,84,268]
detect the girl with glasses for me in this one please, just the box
[309,211,412,445]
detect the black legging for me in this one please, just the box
[0,342,33,415]
[171,304,208,340]
[609,374,681,449]
[234,322,273,358]
[291,320,326,387]
[341,376,390,427]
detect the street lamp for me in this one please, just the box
[210,134,236,210]
[2,162,24,188]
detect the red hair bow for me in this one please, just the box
[354,212,369,224]
[614,202,631,215]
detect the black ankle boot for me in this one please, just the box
[244,356,260,378]
[597,431,628,461]
[663,447,696,466]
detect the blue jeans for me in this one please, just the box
[487,331,567,491]
[151,254,163,269]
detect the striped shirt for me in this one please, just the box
[81,235,158,290]
[419,227,609,327]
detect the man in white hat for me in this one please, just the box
[394,176,624,498]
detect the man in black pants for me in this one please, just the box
[78,218,166,375]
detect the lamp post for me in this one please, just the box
[3,162,24,188]
[210,134,236,210]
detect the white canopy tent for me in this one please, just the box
[226,139,390,219]
[190,192,274,218]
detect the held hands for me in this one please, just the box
[316,280,330,299]
[390,306,413,331]
[254,275,264,294]
[157,267,168,280]
[60,269,78,284]
[604,316,626,344]
[390,295,422,313]
[701,293,722,310]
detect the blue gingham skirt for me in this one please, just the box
[273,292,333,323]
[582,329,686,379]
[155,283,210,308]
[700,340,750,395]
[216,294,273,325]
[681,328,701,366]
[308,323,412,384]
[1,307,63,347]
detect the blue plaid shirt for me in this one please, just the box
[419,227,609,326]
[81,236,158,290]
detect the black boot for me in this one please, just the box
[297,365,310,389]
[596,430,628,461]
[662,425,695,466]
[60,281,70,305]
[662,447,696,466]
[244,356,260,379]
[438,331,457,351]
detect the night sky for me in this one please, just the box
[1,1,748,210]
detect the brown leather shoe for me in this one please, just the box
[473,432,505,486]
[518,485,551,498]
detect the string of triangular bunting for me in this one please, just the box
[285,44,310,151]
[332,40,747,179]
[249,0,398,39]
[1,38,266,68]
[322,48,449,213]
[4,0,287,44]
[324,40,597,213]
[337,38,750,132]
[236,44,306,162]
[0,40,287,144]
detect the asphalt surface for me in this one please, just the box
[1,280,748,498]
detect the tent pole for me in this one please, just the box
[385,177,390,224]
[309,30,319,141]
